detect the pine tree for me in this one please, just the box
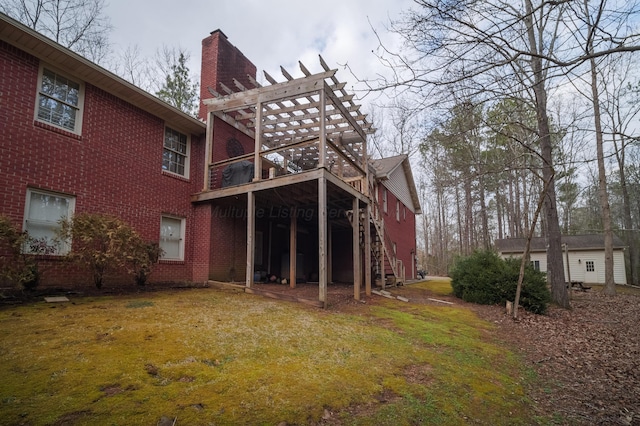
[156,52,199,117]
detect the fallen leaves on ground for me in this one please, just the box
[472,288,640,425]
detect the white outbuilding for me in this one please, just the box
[495,234,627,285]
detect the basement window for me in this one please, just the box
[35,66,84,134]
[160,215,185,260]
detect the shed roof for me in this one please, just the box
[495,234,626,253]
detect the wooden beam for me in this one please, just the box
[327,221,333,284]
[319,175,328,308]
[246,191,255,289]
[326,138,365,176]
[353,198,361,301]
[290,208,297,288]
[319,87,326,169]
[203,112,214,191]
[364,204,372,296]
[212,111,255,138]
[254,102,262,181]
[203,70,335,111]
[191,169,324,202]
[323,82,368,142]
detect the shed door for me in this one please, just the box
[584,259,597,284]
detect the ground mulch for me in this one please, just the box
[470,288,640,425]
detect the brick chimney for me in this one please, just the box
[199,29,257,121]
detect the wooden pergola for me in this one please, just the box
[192,57,375,307]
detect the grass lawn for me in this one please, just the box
[0,279,538,425]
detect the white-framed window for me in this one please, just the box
[35,66,84,134]
[160,215,185,260]
[585,260,595,272]
[163,127,190,177]
[396,200,400,222]
[23,188,75,255]
[531,260,540,271]
[382,188,388,213]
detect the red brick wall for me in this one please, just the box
[0,40,206,288]
[377,185,417,279]
[199,30,257,121]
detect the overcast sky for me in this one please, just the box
[105,0,415,103]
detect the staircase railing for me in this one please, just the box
[368,181,401,284]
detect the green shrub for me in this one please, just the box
[57,213,161,288]
[450,250,550,314]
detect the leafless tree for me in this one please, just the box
[561,0,640,294]
[370,0,640,307]
[1,0,112,64]
[601,55,640,285]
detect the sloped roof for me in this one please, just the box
[495,234,626,253]
[370,154,405,180]
[370,154,422,214]
[0,13,205,135]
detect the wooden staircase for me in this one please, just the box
[364,182,404,287]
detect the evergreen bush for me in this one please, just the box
[450,249,550,314]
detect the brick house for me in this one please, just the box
[0,13,420,305]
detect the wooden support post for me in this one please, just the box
[318,175,328,307]
[380,218,385,289]
[564,243,571,299]
[254,102,262,181]
[364,204,372,296]
[327,221,333,283]
[267,221,273,277]
[246,191,255,288]
[353,198,361,300]
[203,111,214,191]
[290,207,297,288]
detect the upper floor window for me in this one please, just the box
[382,188,388,213]
[396,200,400,222]
[36,67,84,133]
[163,127,190,178]
[23,188,75,255]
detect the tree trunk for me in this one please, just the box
[464,177,473,253]
[497,191,504,240]
[478,173,490,249]
[589,56,616,295]
[524,0,569,308]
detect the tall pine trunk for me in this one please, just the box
[525,0,569,308]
